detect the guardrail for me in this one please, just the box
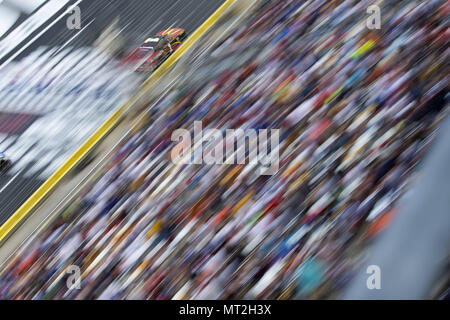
[0,0,239,245]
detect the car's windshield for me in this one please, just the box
[141,36,167,51]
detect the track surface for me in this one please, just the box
[0,0,224,225]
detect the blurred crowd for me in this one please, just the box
[0,0,448,299]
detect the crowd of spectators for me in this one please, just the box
[0,0,448,299]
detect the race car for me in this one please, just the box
[0,152,11,172]
[122,28,187,72]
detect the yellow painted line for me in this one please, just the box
[0,0,237,244]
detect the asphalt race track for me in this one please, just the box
[0,0,224,225]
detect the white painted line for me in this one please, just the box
[0,169,23,194]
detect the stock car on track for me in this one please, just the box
[122,28,187,72]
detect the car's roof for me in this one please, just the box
[139,27,184,49]
[144,37,162,44]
